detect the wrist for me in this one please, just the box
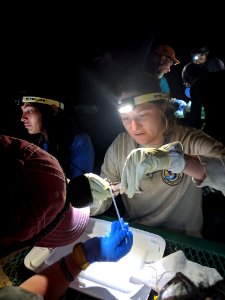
[82,237,102,263]
[168,148,186,173]
[169,155,186,173]
[72,242,90,270]
[183,155,206,181]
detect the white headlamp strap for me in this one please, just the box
[22,96,64,110]
[133,93,170,105]
[118,93,171,113]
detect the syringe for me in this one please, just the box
[109,186,124,230]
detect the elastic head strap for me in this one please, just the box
[22,96,64,110]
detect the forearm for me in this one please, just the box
[183,154,206,182]
[193,156,225,194]
[20,252,82,300]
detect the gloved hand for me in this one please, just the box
[82,219,133,263]
[184,86,191,99]
[67,173,111,208]
[171,98,189,118]
[85,173,111,203]
[120,141,185,198]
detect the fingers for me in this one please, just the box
[111,183,120,195]
[121,219,129,231]
[127,187,135,199]
[117,230,133,256]
[110,219,128,232]
[110,220,128,237]
[86,173,110,190]
[120,171,128,195]
[92,190,108,202]
[125,231,133,248]
[160,141,183,153]
[92,177,110,190]
[113,224,133,246]
[121,162,136,197]
[110,220,121,234]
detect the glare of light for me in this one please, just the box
[193,55,199,60]
[118,105,133,113]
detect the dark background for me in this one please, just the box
[2,3,224,94]
[1,3,224,158]
[1,3,225,245]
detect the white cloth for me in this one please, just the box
[130,250,222,292]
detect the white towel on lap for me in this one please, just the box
[130,250,222,292]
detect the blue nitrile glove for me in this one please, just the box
[171,98,188,118]
[184,86,191,98]
[82,219,133,263]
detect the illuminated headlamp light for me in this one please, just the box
[117,93,170,113]
[22,96,64,110]
[118,98,135,113]
[193,54,200,61]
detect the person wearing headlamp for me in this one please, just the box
[18,91,95,180]
[88,72,225,239]
[191,45,224,72]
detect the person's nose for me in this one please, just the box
[130,119,141,131]
[21,112,27,122]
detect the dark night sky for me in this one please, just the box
[2,3,224,97]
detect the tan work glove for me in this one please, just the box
[68,173,111,208]
[85,173,111,202]
[120,141,185,198]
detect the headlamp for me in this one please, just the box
[117,93,170,113]
[22,96,64,110]
[193,54,200,61]
[117,98,135,113]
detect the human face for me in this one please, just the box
[120,102,166,146]
[193,54,207,64]
[158,56,174,78]
[21,103,43,134]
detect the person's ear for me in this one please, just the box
[161,56,167,64]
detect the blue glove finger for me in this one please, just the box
[121,220,129,231]
[113,228,129,244]
[110,220,121,235]
[111,219,129,233]
[101,225,133,262]
[83,221,133,263]
[111,230,133,261]
[111,218,129,233]
[124,230,133,249]
[185,87,191,98]
[109,219,131,239]
[112,226,133,248]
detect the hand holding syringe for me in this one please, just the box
[109,185,124,230]
[69,173,129,242]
